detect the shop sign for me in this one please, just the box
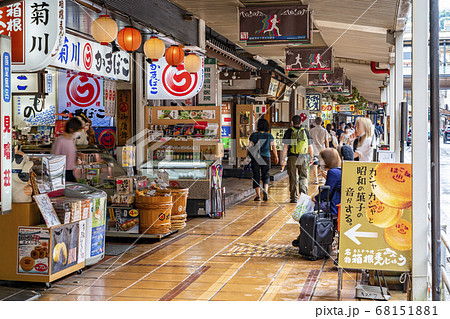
[117,90,131,145]
[52,33,130,81]
[58,71,111,127]
[198,58,217,105]
[320,103,333,120]
[17,227,50,274]
[283,87,292,102]
[51,222,80,274]
[8,0,66,72]
[78,219,86,264]
[104,80,116,117]
[306,93,321,111]
[335,104,355,112]
[323,78,352,94]
[308,68,344,87]
[339,162,412,272]
[0,1,24,63]
[146,58,204,100]
[11,73,39,93]
[285,47,333,72]
[13,69,56,126]
[94,127,116,150]
[239,6,310,44]
[0,35,12,214]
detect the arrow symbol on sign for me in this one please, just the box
[344,224,378,245]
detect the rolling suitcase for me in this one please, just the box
[298,185,334,260]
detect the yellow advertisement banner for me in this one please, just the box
[338,161,412,272]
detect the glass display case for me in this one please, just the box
[236,104,254,158]
[140,160,212,181]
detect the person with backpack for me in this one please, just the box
[247,119,278,201]
[281,115,314,203]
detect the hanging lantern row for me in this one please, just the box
[91,15,201,72]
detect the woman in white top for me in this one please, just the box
[353,117,374,162]
[339,124,352,147]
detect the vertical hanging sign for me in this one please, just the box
[117,90,131,146]
[198,58,217,105]
[0,35,12,214]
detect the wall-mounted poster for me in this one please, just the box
[306,93,321,111]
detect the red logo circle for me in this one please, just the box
[35,263,48,272]
[162,64,198,97]
[119,101,129,112]
[169,181,181,187]
[83,43,93,70]
[99,129,116,149]
[66,75,100,107]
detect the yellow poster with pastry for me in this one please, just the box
[338,161,412,272]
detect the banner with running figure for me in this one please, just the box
[285,47,334,72]
[308,68,345,87]
[239,6,311,44]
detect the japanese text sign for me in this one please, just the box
[335,104,355,112]
[117,90,131,146]
[0,35,12,214]
[0,1,25,63]
[8,0,66,72]
[198,58,217,105]
[285,47,333,72]
[146,58,204,100]
[239,6,310,44]
[306,93,321,111]
[339,162,412,272]
[52,33,130,81]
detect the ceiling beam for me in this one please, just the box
[315,20,387,35]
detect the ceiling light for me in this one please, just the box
[253,55,269,65]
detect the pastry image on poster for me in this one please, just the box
[18,228,50,274]
[338,162,412,272]
[51,222,80,274]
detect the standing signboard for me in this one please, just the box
[198,58,217,105]
[0,35,12,214]
[146,58,204,100]
[286,47,333,72]
[239,6,310,44]
[308,68,344,87]
[339,162,412,272]
[117,90,131,146]
[221,102,231,150]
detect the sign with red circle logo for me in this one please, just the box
[147,58,204,100]
[66,75,101,108]
[83,43,93,70]
[97,128,116,149]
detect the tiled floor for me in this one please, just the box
[36,177,407,301]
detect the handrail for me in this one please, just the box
[441,230,450,296]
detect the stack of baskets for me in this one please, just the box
[156,187,189,230]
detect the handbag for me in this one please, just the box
[291,193,314,222]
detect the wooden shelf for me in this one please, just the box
[106,230,178,241]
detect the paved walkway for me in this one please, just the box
[36,177,407,301]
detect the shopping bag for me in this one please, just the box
[291,193,314,222]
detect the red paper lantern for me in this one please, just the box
[117,27,142,52]
[165,45,184,66]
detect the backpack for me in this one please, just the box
[291,127,308,155]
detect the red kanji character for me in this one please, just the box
[4,169,11,187]
[4,142,11,160]
[3,116,11,133]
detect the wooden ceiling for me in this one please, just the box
[168,0,404,102]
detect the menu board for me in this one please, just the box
[34,194,61,227]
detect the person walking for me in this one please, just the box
[339,124,352,147]
[281,115,314,203]
[336,122,345,140]
[51,117,83,182]
[309,117,329,184]
[247,118,278,201]
[351,117,374,162]
[326,123,338,149]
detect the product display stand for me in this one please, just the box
[105,230,178,241]
[0,203,84,284]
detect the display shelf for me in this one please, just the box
[150,106,221,125]
[106,230,178,241]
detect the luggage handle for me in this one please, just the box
[318,185,331,218]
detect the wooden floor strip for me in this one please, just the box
[158,266,211,301]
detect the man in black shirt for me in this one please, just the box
[281,115,314,203]
[336,121,345,140]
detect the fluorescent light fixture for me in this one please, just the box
[253,55,269,65]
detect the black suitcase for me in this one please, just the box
[298,185,334,260]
